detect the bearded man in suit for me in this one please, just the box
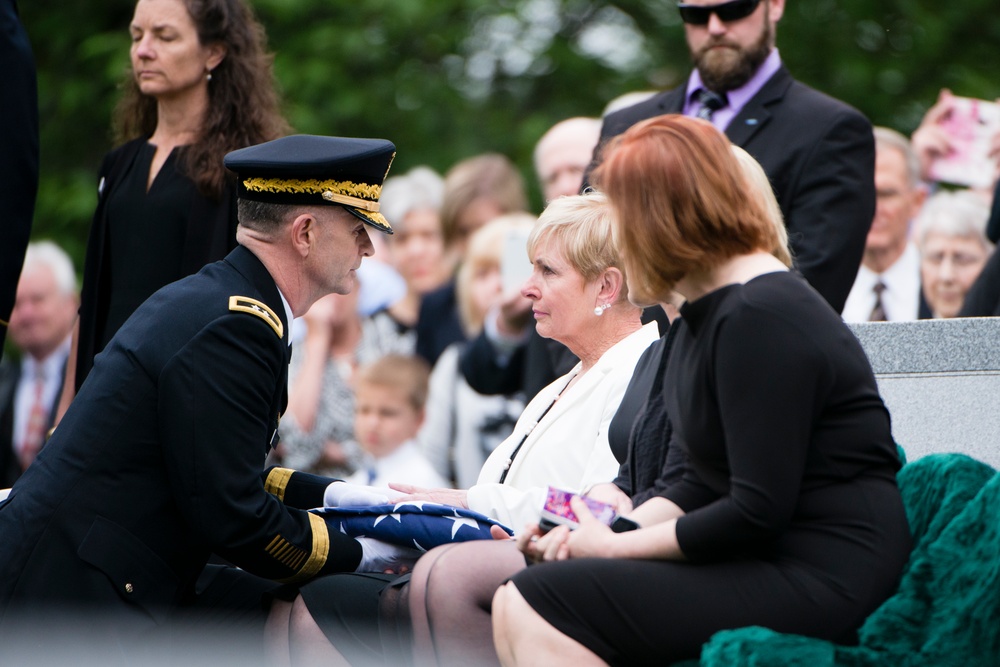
[593,0,875,314]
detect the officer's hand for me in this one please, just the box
[324,481,403,508]
[355,537,421,574]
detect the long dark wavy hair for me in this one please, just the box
[113,0,290,199]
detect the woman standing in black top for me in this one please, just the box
[59,0,288,408]
[492,116,912,665]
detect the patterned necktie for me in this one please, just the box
[19,370,47,471]
[869,280,888,322]
[694,88,728,121]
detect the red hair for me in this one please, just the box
[593,115,780,300]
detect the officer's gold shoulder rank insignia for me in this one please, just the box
[229,296,283,339]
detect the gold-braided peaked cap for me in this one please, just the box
[225,134,396,234]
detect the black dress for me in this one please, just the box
[76,139,237,389]
[511,271,912,665]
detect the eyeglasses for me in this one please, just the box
[677,0,762,25]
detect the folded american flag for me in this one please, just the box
[312,500,514,552]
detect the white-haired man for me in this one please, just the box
[0,241,77,486]
[841,127,930,322]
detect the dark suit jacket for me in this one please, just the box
[460,321,579,400]
[591,65,876,315]
[0,361,23,487]
[414,279,466,366]
[917,286,934,320]
[985,179,1000,244]
[0,355,66,487]
[0,246,360,635]
[0,0,38,354]
[959,245,1000,317]
[962,179,1000,316]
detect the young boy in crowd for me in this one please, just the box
[346,354,450,490]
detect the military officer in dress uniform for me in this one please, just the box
[0,135,400,659]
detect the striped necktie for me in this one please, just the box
[694,89,728,121]
[869,280,888,322]
[19,369,48,470]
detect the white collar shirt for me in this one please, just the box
[842,242,922,323]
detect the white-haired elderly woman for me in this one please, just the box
[362,166,453,351]
[915,189,994,319]
[264,191,659,665]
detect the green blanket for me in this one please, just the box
[698,453,1000,667]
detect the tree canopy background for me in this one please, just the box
[19,0,1000,268]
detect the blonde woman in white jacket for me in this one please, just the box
[393,191,657,528]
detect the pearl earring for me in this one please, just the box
[594,303,610,316]
[206,70,213,82]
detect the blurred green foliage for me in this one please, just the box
[19,0,1000,272]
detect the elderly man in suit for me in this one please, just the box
[841,128,930,322]
[591,0,876,314]
[0,242,78,488]
[0,135,411,660]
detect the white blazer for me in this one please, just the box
[467,322,659,530]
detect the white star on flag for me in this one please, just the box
[373,512,403,526]
[394,500,429,511]
[446,515,480,539]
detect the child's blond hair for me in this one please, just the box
[355,354,431,412]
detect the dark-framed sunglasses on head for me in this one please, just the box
[677,0,762,25]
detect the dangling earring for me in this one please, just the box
[594,303,611,316]
[206,69,213,82]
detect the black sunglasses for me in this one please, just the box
[677,0,762,25]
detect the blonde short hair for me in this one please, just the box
[355,354,431,412]
[731,146,793,267]
[527,191,628,290]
